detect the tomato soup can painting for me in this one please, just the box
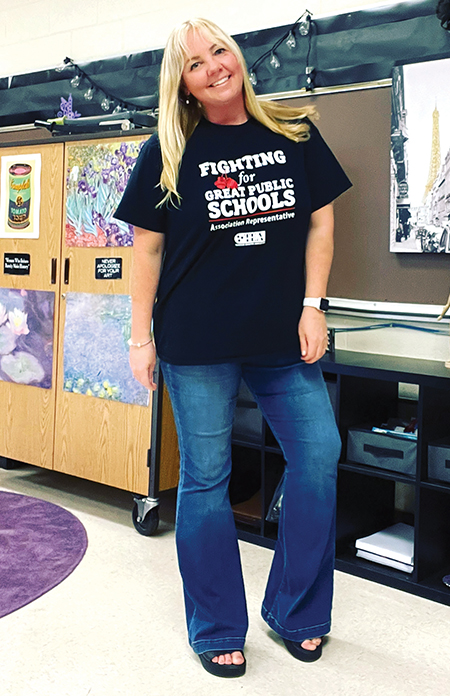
[8,164,32,229]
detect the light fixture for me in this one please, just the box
[249,70,257,86]
[101,97,113,111]
[84,87,94,101]
[286,30,296,50]
[270,52,281,69]
[305,66,315,90]
[298,14,311,36]
[70,74,81,88]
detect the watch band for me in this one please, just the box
[303,297,330,312]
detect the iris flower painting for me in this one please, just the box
[63,293,149,406]
[65,139,147,247]
[0,288,54,389]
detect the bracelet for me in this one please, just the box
[127,337,153,348]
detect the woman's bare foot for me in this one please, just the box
[212,651,245,665]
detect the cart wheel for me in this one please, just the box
[132,504,159,536]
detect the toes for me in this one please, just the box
[231,651,245,665]
[301,638,322,651]
[211,652,244,665]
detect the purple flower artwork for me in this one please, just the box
[57,94,81,119]
[63,292,149,406]
[65,139,148,247]
[0,289,55,389]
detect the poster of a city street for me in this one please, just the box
[390,57,450,253]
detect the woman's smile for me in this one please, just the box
[181,30,247,124]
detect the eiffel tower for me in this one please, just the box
[423,105,441,203]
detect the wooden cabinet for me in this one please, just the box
[231,350,450,606]
[0,135,179,496]
[0,142,64,471]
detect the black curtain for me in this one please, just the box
[1,0,449,128]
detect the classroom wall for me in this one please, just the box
[1,0,448,364]
[1,0,390,78]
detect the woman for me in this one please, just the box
[115,18,351,678]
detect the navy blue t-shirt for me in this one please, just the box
[114,117,351,364]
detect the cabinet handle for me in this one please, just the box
[51,258,57,284]
[64,258,70,285]
[363,444,404,460]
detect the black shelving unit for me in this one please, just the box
[231,350,450,606]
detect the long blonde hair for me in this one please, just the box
[158,18,316,205]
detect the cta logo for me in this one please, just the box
[234,230,266,247]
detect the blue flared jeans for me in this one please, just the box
[161,356,341,655]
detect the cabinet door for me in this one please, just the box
[53,135,153,494]
[0,143,64,469]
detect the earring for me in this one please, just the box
[185,96,190,105]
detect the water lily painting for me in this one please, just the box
[0,288,54,389]
[63,292,149,406]
[65,138,148,247]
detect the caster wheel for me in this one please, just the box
[132,504,159,536]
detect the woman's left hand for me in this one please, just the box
[298,307,329,364]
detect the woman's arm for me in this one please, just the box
[129,226,165,391]
[298,202,334,364]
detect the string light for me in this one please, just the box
[305,66,315,90]
[101,97,113,112]
[270,52,281,69]
[249,70,258,86]
[70,74,81,89]
[298,13,311,36]
[247,10,315,91]
[55,60,70,73]
[286,30,297,50]
[56,57,147,116]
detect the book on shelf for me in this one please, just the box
[355,522,414,573]
[356,549,414,573]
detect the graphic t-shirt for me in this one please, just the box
[114,117,351,364]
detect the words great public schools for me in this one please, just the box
[199,150,297,231]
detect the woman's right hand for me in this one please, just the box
[129,341,158,391]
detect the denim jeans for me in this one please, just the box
[160,356,341,655]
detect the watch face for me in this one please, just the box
[320,298,330,311]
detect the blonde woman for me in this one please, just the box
[115,18,351,678]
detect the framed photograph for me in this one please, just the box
[390,57,450,253]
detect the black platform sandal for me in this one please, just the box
[198,650,246,678]
[282,637,323,663]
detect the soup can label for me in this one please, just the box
[8,164,32,229]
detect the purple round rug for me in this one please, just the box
[0,491,88,618]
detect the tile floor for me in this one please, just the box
[1,464,450,696]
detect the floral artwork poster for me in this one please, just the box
[0,288,54,389]
[65,138,148,248]
[63,292,149,407]
[0,153,41,239]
